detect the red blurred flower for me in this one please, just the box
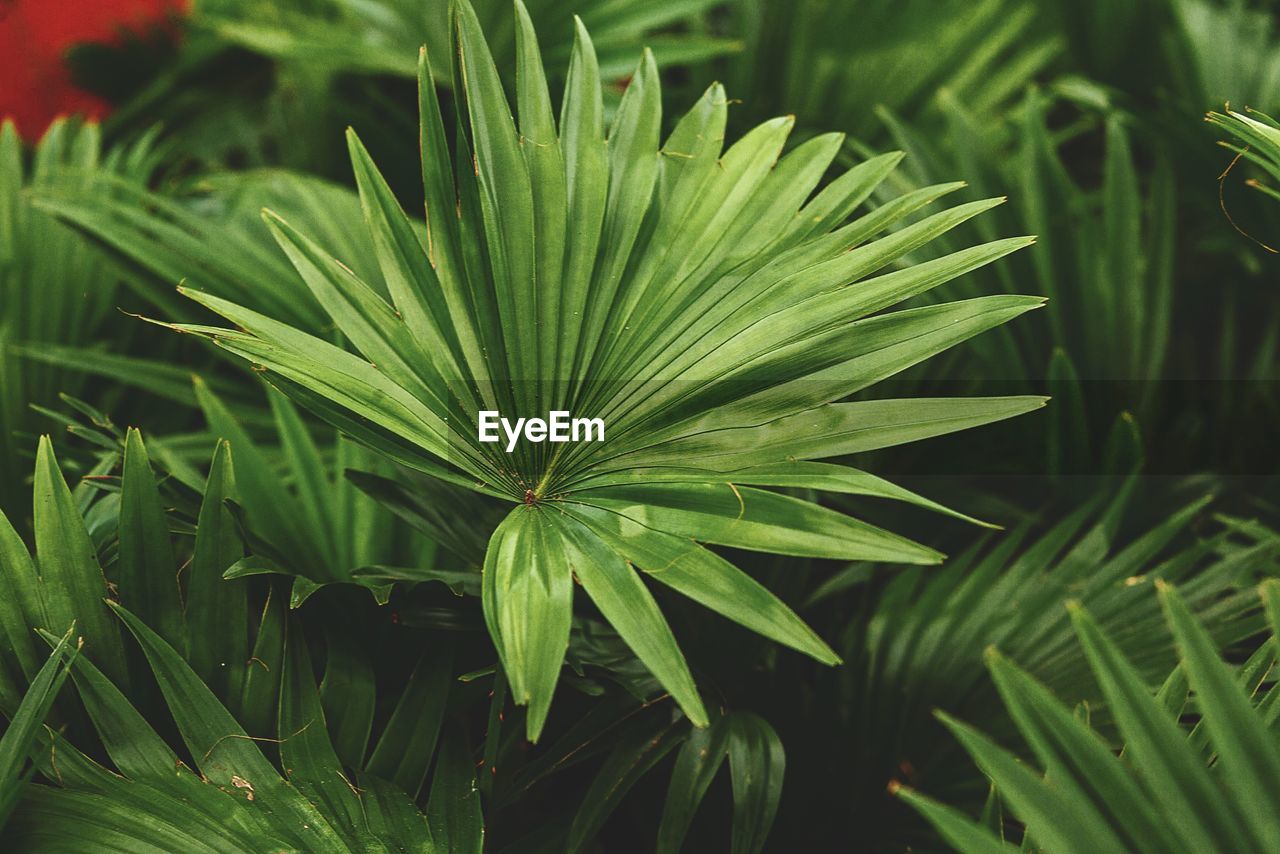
[0,0,188,139]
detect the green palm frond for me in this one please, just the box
[0,120,160,522]
[861,87,1280,477]
[200,0,737,82]
[34,168,391,338]
[570,708,783,854]
[477,619,788,852]
[191,380,445,605]
[0,432,480,849]
[27,167,412,447]
[103,0,734,179]
[0,427,777,850]
[0,629,77,832]
[730,0,1060,139]
[164,0,1045,740]
[5,605,479,851]
[897,578,1280,853]
[872,89,1174,391]
[1010,0,1280,113]
[766,481,1277,848]
[25,387,446,608]
[1,433,237,703]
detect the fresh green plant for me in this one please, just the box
[98,0,735,181]
[8,604,483,850]
[897,578,1280,853]
[768,480,1279,847]
[1171,0,1280,110]
[194,381,442,604]
[166,0,1046,741]
[854,86,1280,480]
[0,629,77,831]
[0,424,794,850]
[7,605,483,851]
[718,0,1280,485]
[30,382,445,605]
[0,119,160,522]
[582,708,783,854]
[26,166,418,470]
[726,0,1059,140]
[7,0,1280,850]
[1210,106,1280,201]
[873,89,1175,392]
[33,167,390,338]
[0,430,483,848]
[1060,0,1280,111]
[199,0,737,83]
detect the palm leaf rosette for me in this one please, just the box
[165,0,1046,740]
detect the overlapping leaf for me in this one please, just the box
[898,580,1280,853]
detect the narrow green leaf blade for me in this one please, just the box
[552,512,707,726]
[726,713,785,854]
[119,428,185,652]
[564,503,838,665]
[481,508,573,741]
[33,437,127,685]
[186,441,248,707]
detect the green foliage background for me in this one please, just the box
[2,0,1280,851]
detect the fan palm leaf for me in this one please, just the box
[167,0,1046,740]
